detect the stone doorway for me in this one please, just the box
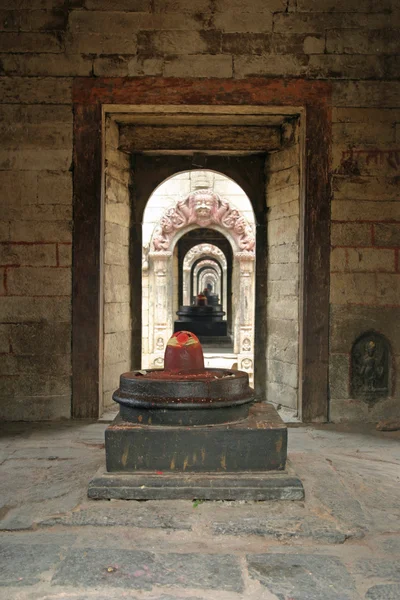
[72,81,331,422]
[141,170,256,384]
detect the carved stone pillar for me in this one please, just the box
[237,253,255,386]
[149,251,172,368]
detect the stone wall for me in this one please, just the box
[265,135,301,414]
[0,0,399,420]
[102,118,132,411]
[329,107,400,422]
[0,102,72,420]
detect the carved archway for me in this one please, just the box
[144,185,255,382]
[183,243,227,312]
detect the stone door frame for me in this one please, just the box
[72,77,332,421]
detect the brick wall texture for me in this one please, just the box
[0,0,399,421]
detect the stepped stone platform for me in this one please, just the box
[88,403,304,501]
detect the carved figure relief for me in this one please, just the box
[242,338,251,352]
[351,332,390,403]
[152,190,255,253]
[156,337,164,351]
[241,358,253,370]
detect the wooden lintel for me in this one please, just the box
[119,125,281,152]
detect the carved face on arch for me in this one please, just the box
[189,192,217,225]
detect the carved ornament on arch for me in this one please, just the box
[152,189,255,254]
[184,243,227,270]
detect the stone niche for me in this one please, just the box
[351,331,391,404]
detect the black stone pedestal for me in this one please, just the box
[88,403,304,501]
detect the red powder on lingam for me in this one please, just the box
[164,331,205,371]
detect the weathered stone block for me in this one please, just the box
[333,122,394,145]
[327,29,400,55]
[94,55,163,77]
[330,397,400,422]
[330,272,376,304]
[216,0,286,10]
[0,373,70,398]
[0,170,37,207]
[3,203,71,223]
[266,381,298,410]
[234,54,307,78]
[331,247,395,273]
[268,145,299,173]
[376,273,400,305]
[213,11,273,32]
[104,330,131,364]
[9,220,72,243]
[0,353,71,376]
[0,32,62,53]
[85,0,150,9]
[347,248,395,272]
[331,201,400,222]
[329,354,349,400]
[105,202,130,227]
[0,324,10,353]
[138,30,221,56]
[267,336,298,365]
[7,266,71,296]
[106,174,130,205]
[267,184,299,208]
[104,222,129,247]
[0,77,72,104]
[104,302,131,334]
[268,358,298,388]
[267,297,298,321]
[0,243,57,267]
[333,107,400,124]
[0,296,70,323]
[37,171,72,206]
[1,124,72,150]
[104,264,130,288]
[268,243,299,264]
[10,322,71,355]
[103,360,130,393]
[0,220,9,241]
[268,200,299,221]
[222,33,270,55]
[268,215,299,245]
[267,279,299,297]
[374,223,400,247]
[58,243,71,267]
[0,104,72,124]
[0,149,71,170]
[268,166,299,191]
[0,9,61,32]
[333,81,400,108]
[69,33,138,54]
[0,394,71,421]
[333,176,399,201]
[267,262,299,281]
[0,53,93,77]
[330,304,400,353]
[104,241,129,267]
[330,247,347,272]
[303,35,325,54]
[331,222,372,247]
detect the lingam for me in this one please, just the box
[88,332,304,500]
[174,293,228,340]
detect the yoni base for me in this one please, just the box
[88,403,304,500]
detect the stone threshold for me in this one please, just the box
[88,467,304,501]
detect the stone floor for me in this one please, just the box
[0,417,399,600]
